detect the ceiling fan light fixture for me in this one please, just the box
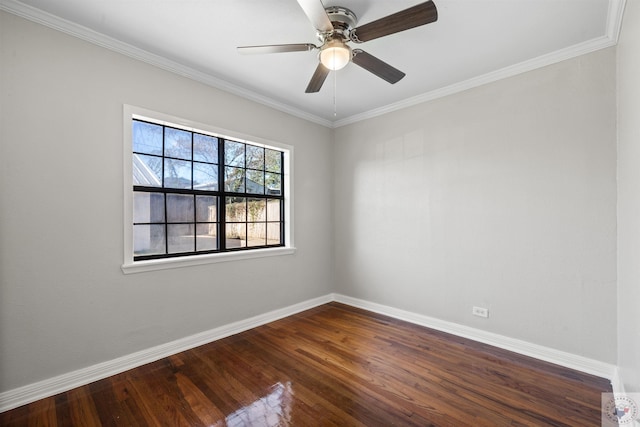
[319,40,351,70]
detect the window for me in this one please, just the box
[123,106,293,273]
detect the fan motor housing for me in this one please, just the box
[322,6,357,41]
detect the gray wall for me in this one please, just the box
[0,11,334,392]
[617,0,640,393]
[333,48,618,363]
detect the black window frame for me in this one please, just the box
[132,119,285,262]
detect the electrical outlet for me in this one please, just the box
[472,306,489,318]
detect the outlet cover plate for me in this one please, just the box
[473,306,489,318]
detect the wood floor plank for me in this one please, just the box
[0,302,612,426]
[26,397,57,427]
[66,386,102,427]
[53,393,72,426]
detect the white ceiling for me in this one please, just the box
[2,0,624,127]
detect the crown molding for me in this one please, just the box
[0,0,333,128]
[0,0,627,129]
[607,0,627,41]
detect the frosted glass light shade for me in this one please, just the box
[320,41,351,71]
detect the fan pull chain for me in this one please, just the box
[333,65,337,117]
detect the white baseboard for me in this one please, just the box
[333,294,617,381]
[0,292,618,412]
[0,294,332,413]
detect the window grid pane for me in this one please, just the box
[164,159,192,189]
[167,224,195,254]
[164,128,192,160]
[196,223,218,251]
[246,145,264,170]
[224,167,245,192]
[134,224,166,257]
[193,133,218,163]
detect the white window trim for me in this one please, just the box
[121,104,295,274]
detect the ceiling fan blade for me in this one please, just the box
[305,63,330,93]
[350,1,438,43]
[352,49,405,84]
[237,43,317,55]
[297,0,334,33]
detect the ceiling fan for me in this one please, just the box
[237,0,438,93]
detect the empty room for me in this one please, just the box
[1,0,639,425]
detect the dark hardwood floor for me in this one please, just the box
[1,302,611,426]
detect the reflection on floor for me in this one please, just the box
[226,382,293,427]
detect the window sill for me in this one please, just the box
[121,247,296,274]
